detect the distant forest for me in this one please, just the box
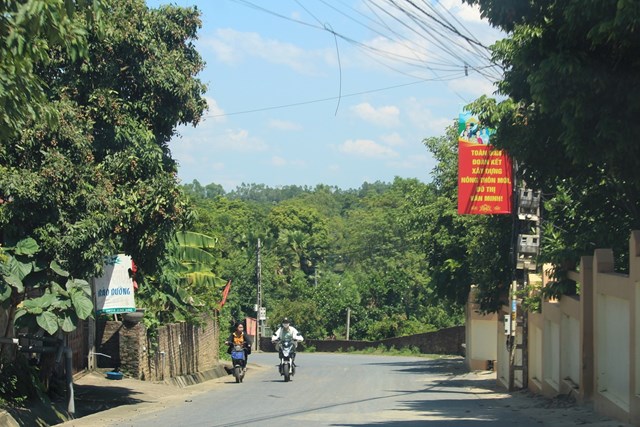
[178,125,516,341]
[182,178,466,341]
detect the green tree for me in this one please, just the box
[266,204,329,278]
[0,0,207,336]
[137,231,221,328]
[183,180,467,341]
[408,125,512,312]
[465,0,640,281]
[0,0,101,141]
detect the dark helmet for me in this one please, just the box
[282,317,290,325]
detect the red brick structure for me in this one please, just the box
[95,315,219,381]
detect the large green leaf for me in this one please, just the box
[0,282,12,302]
[51,298,72,310]
[176,231,217,249]
[175,246,216,264]
[0,280,12,302]
[66,278,92,297]
[61,314,77,333]
[14,238,39,256]
[38,292,59,309]
[176,287,189,303]
[51,282,69,298]
[21,299,44,314]
[5,256,32,281]
[185,272,218,287]
[3,273,24,293]
[70,290,93,319]
[51,260,70,277]
[37,311,60,335]
[181,263,215,274]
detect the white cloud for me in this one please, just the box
[368,35,431,64]
[380,132,405,147]
[439,0,505,45]
[204,97,227,123]
[225,128,269,152]
[389,154,432,170]
[272,156,287,167]
[405,97,456,136]
[176,152,196,166]
[346,0,504,81]
[351,102,400,127]
[205,29,331,76]
[268,119,302,131]
[271,156,307,168]
[448,75,498,100]
[440,0,484,23]
[339,139,399,158]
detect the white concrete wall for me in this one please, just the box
[543,319,560,391]
[561,313,580,385]
[530,324,543,385]
[470,320,497,360]
[595,293,630,411]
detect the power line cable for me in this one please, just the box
[201,76,467,119]
[223,0,503,111]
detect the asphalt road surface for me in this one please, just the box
[87,352,574,427]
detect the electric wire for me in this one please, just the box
[229,0,500,77]
[201,76,468,119]
[223,0,504,115]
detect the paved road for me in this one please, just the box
[78,352,583,427]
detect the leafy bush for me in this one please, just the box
[0,355,44,407]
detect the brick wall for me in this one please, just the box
[95,320,121,368]
[96,314,219,381]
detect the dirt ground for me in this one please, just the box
[0,364,634,427]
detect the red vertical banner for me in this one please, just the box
[457,113,513,215]
[245,317,257,337]
[219,279,232,308]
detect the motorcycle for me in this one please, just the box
[230,344,246,383]
[276,338,297,382]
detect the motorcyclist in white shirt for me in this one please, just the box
[271,317,304,350]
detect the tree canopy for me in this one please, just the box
[186,178,467,341]
[0,0,207,336]
[465,0,640,280]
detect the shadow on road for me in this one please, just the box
[5,382,149,426]
[364,356,469,376]
[72,383,149,417]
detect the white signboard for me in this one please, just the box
[94,254,136,315]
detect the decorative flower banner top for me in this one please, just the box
[458,112,513,215]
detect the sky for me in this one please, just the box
[146,0,504,192]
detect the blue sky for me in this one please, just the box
[146,0,503,192]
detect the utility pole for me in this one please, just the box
[346,308,351,341]
[511,186,541,390]
[255,238,262,352]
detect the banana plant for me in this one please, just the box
[137,231,224,326]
